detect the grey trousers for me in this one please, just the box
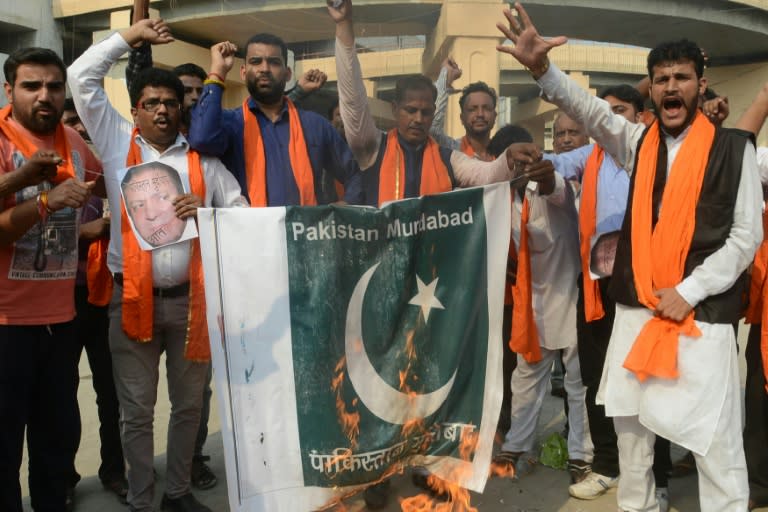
[109,284,208,512]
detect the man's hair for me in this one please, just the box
[327,99,340,121]
[129,67,184,107]
[173,63,206,81]
[487,124,533,158]
[647,39,705,79]
[458,81,497,111]
[702,87,719,101]
[122,162,184,195]
[245,33,288,64]
[599,84,644,114]
[3,47,66,87]
[63,97,76,112]
[394,74,437,104]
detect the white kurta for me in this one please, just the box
[536,63,763,456]
[510,173,580,350]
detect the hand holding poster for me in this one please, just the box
[198,183,511,511]
[119,161,198,250]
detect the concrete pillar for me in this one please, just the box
[422,0,504,139]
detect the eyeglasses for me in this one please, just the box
[138,99,181,112]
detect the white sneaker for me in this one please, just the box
[656,487,670,512]
[568,471,619,500]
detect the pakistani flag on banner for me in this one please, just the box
[198,182,511,511]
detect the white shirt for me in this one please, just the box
[511,173,580,349]
[67,33,247,287]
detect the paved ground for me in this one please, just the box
[20,324,768,512]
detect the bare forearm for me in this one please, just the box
[0,199,42,246]
[0,173,28,198]
[736,83,768,135]
[335,19,354,47]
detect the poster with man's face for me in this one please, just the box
[119,162,198,250]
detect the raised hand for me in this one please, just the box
[298,69,328,93]
[327,0,352,23]
[442,57,462,88]
[702,95,729,125]
[210,41,238,79]
[522,159,556,195]
[496,2,567,78]
[122,19,174,48]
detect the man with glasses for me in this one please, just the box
[68,18,248,512]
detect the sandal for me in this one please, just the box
[492,450,537,479]
[191,455,218,490]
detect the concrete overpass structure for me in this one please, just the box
[45,0,768,143]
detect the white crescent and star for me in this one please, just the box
[344,262,456,425]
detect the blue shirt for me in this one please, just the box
[188,85,363,206]
[547,144,630,237]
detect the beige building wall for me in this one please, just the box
[707,62,768,146]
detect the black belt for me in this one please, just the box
[113,273,190,298]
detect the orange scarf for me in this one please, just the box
[121,129,210,361]
[242,98,316,207]
[579,146,606,322]
[460,136,493,162]
[378,129,452,205]
[623,113,714,381]
[87,237,112,306]
[509,195,542,363]
[745,209,768,394]
[0,105,75,183]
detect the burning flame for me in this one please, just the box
[398,430,483,511]
[331,356,360,450]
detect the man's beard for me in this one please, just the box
[247,75,286,105]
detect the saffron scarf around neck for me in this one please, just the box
[579,145,606,322]
[623,113,715,381]
[460,135,493,162]
[509,194,542,363]
[745,209,768,394]
[378,129,452,206]
[0,104,75,183]
[121,129,211,361]
[242,97,316,207]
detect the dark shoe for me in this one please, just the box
[363,480,390,510]
[160,493,212,512]
[191,455,218,490]
[567,459,592,484]
[749,498,768,511]
[65,486,75,512]
[101,476,129,504]
[667,450,696,478]
[550,384,566,398]
[492,450,536,479]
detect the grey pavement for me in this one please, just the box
[20,324,768,512]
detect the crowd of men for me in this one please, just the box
[1,0,767,511]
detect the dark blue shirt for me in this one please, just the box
[188,85,363,206]
[362,132,456,206]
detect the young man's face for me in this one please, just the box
[553,114,589,154]
[604,95,641,124]
[241,43,291,105]
[650,59,706,137]
[131,86,182,150]
[62,109,89,141]
[460,91,496,139]
[393,88,436,146]
[178,75,204,109]
[4,63,66,135]
[122,168,185,247]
